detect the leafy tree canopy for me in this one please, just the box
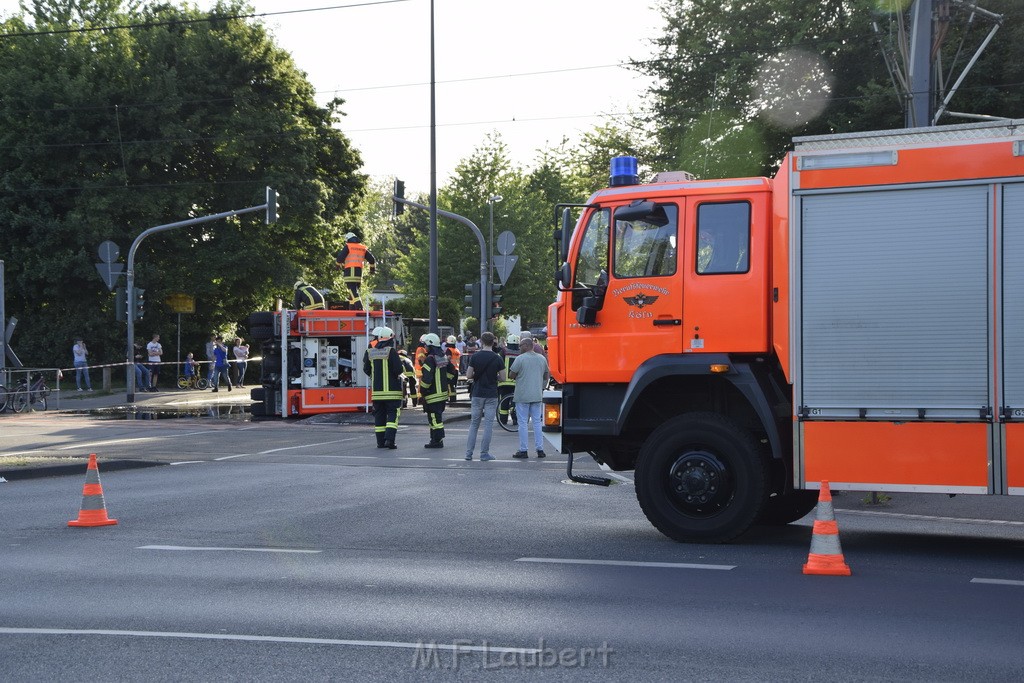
[0,0,364,369]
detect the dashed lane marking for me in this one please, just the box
[138,545,320,554]
[970,578,1024,587]
[516,557,735,571]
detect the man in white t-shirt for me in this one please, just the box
[72,338,92,391]
[233,338,250,387]
[146,333,163,391]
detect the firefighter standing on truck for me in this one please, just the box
[362,326,403,449]
[334,232,376,310]
[419,333,457,449]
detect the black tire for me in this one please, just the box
[756,490,819,526]
[12,388,28,413]
[248,311,275,327]
[250,324,274,341]
[250,387,265,402]
[496,394,517,432]
[635,412,769,543]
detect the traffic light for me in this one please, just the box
[489,283,504,318]
[132,287,145,321]
[266,186,278,224]
[392,178,405,217]
[115,286,126,322]
[463,283,480,320]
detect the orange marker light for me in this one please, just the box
[710,364,730,374]
[544,403,561,427]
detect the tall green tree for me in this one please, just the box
[0,0,364,369]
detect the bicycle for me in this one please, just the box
[496,392,517,432]
[12,372,50,413]
[176,374,210,390]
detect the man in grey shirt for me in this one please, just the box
[509,337,549,459]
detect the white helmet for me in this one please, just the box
[422,333,441,346]
[506,333,520,345]
[446,335,457,344]
[377,326,395,341]
[294,279,306,289]
[370,326,383,337]
[344,231,356,240]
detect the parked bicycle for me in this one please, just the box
[176,374,210,390]
[11,371,50,413]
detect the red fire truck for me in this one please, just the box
[544,119,1024,542]
[248,308,405,418]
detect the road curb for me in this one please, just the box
[0,459,166,481]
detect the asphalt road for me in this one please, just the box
[2,409,1023,680]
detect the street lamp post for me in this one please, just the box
[487,194,503,332]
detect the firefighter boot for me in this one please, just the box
[424,439,443,449]
[376,433,387,449]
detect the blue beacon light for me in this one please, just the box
[609,156,639,187]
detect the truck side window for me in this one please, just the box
[613,204,678,278]
[696,202,750,275]
[572,208,610,310]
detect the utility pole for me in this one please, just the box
[906,0,934,127]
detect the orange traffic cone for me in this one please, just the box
[68,453,118,527]
[802,480,850,576]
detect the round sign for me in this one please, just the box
[97,240,120,263]
[496,230,516,255]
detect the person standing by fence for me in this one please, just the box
[233,337,249,387]
[211,336,232,392]
[72,338,93,392]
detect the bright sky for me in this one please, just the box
[1,0,664,193]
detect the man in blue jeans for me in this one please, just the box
[509,337,549,459]
[464,331,505,461]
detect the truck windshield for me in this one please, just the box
[614,204,678,278]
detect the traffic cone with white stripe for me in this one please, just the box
[68,453,118,527]
[802,480,850,576]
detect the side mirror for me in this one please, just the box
[560,208,573,263]
[558,262,572,289]
[576,298,598,325]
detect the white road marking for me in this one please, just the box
[399,457,430,461]
[0,627,539,654]
[169,461,203,466]
[138,545,320,554]
[971,578,1024,587]
[599,463,633,483]
[213,439,359,461]
[58,437,158,451]
[516,557,735,570]
[838,509,1024,527]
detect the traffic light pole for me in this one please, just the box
[125,189,277,402]
[392,195,489,333]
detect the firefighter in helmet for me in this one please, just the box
[496,333,520,425]
[362,325,404,449]
[418,333,458,448]
[397,348,417,407]
[445,335,461,404]
[334,232,376,310]
[293,280,326,311]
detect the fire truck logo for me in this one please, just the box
[624,292,659,309]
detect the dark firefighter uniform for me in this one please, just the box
[419,335,458,448]
[398,349,418,407]
[362,328,404,449]
[497,335,520,424]
[293,281,326,311]
[334,232,376,310]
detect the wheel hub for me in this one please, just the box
[668,450,731,515]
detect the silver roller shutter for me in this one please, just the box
[799,185,990,419]
[1002,183,1024,416]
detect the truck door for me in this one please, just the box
[1001,182,1024,495]
[563,202,684,383]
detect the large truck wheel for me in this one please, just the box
[756,490,819,526]
[635,412,769,543]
